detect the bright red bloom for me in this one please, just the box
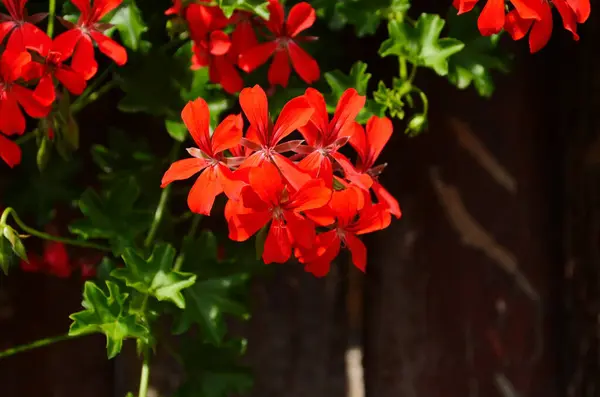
[238,0,319,87]
[0,0,47,52]
[238,85,314,189]
[453,0,544,36]
[21,241,71,278]
[54,0,127,80]
[227,161,331,264]
[349,116,401,219]
[25,34,87,106]
[296,87,366,186]
[0,50,49,161]
[300,187,391,277]
[230,11,259,57]
[161,98,245,215]
[504,0,588,52]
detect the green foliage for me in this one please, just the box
[174,231,250,345]
[380,14,464,76]
[112,243,196,309]
[446,9,510,97]
[69,178,150,255]
[175,338,253,397]
[109,0,151,52]
[215,0,270,19]
[0,225,27,274]
[69,281,150,359]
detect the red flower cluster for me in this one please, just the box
[162,85,400,276]
[0,0,128,168]
[167,0,320,94]
[454,0,590,52]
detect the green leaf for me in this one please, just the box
[175,338,253,397]
[0,236,13,275]
[109,0,150,52]
[215,0,269,19]
[165,120,187,142]
[69,281,149,359]
[112,244,196,309]
[446,9,510,97]
[69,178,149,255]
[379,13,465,76]
[315,0,395,37]
[174,232,250,344]
[36,134,51,171]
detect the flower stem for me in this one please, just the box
[0,333,86,359]
[71,66,115,115]
[137,353,151,397]
[47,0,56,37]
[173,214,203,271]
[0,207,111,252]
[143,143,181,249]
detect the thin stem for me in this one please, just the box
[0,333,86,359]
[1,208,111,252]
[71,81,117,115]
[399,57,408,80]
[407,64,418,83]
[143,143,181,248]
[173,214,203,271]
[46,0,56,37]
[71,66,114,114]
[15,130,37,145]
[138,354,151,397]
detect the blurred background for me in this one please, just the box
[0,0,596,396]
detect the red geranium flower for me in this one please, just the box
[21,240,71,278]
[238,0,319,87]
[161,98,245,215]
[453,0,543,36]
[0,0,47,52]
[237,85,314,189]
[300,187,391,277]
[227,161,331,264]
[54,0,127,80]
[0,49,49,146]
[348,116,401,219]
[504,0,589,52]
[25,34,87,106]
[295,87,365,186]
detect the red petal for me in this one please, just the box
[287,178,331,212]
[272,95,313,144]
[267,48,290,88]
[372,181,401,219]
[528,3,553,53]
[453,0,479,14]
[249,161,284,205]
[20,254,43,272]
[161,158,207,187]
[213,55,243,94]
[332,152,373,190]
[286,2,316,37]
[231,19,258,56]
[284,211,315,249]
[229,209,271,241]
[478,0,506,36]
[55,66,86,95]
[1,49,31,82]
[366,116,393,165]
[212,113,243,154]
[271,152,311,191]
[0,95,25,135]
[287,40,319,84]
[348,122,368,166]
[71,0,91,16]
[33,74,55,107]
[266,0,284,35]
[565,0,590,23]
[330,88,365,141]
[301,87,328,139]
[0,134,21,167]
[187,166,223,215]
[90,31,127,65]
[93,0,123,20]
[554,0,580,41]
[72,35,98,80]
[216,163,246,200]
[239,85,270,143]
[53,29,83,60]
[6,23,47,52]
[0,21,16,46]
[44,241,71,278]
[351,204,392,235]
[345,233,367,272]
[238,41,276,72]
[181,98,212,153]
[303,235,340,277]
[509,0,544,21]
[328,187,362,225]
[12,84,50,118]
[504,9,533,41]
[262,219,292,264]
[209,30,231,55]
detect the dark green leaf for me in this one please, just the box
[109,0,150,52]
[112,244,196,309]
[0,236,13,275]
[379,14,465,76]
[175,338,253,397]
[446,9,510,97]
[69,178,149,255]
[165,120,187,142]
[69,281,150,359]
[216,0,269,19]
[315,0,393,37]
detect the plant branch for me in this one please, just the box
[173,214,203,271]
[71,65,115,115]
[0,208,111,252]
[138,353,151,397]
[47,0,56,37]
[0,333,87,359]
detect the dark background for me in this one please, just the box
[0,1,597,396]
